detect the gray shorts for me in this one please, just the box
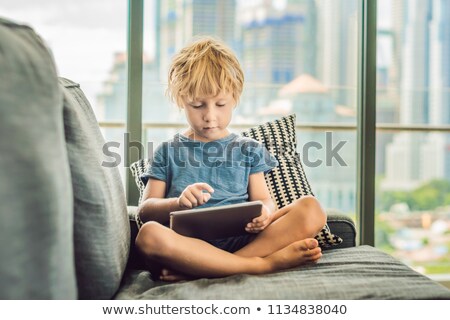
[207,234,257,253]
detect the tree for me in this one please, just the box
[378,179,450,211]
[410,180,450,210]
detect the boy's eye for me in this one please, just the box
[217,104,226,107]
[190,104,203,108]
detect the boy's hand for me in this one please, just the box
[246,205,272,233]
[177,183,214,209]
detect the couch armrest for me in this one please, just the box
[325,214,357,250]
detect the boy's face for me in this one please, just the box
[181,91,236,142]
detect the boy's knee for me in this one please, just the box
[135,221,170,257]
[293,195,327,234]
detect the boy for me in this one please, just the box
[136,37,327,281]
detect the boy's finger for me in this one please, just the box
[249,221,261,227]
[184,192,198,207]
[245,226,258,233]
[191,190,204,204]
[253,215,267,223]
[191,188,208,205]
[179,197,193,209]
[195,183,214,194]
[247,221,263,229]
[253,218,270,228]
[203,193,211,203]
[246,226,263,233]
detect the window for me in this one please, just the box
[375,0,450,276]
[8,0,447,279]
[140,0,359,219]
[0,0,129,183]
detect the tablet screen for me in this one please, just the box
[170,201,263,240]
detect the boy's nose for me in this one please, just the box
[203,107,216,121]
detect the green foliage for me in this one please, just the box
[377,179,450,211]
[375,217,395,251]
[412,180,450,210]
[422,263,450,275]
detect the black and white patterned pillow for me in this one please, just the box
[130,114,343,247]
[241,114,342,247]
[241,115,312,206]
[130,158,151,205]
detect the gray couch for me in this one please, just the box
[1,17,449,300]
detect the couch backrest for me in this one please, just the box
[0,18,77,299]
[60,78,130,299]
[0,17,130,299]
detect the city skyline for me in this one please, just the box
[1,0,447,190]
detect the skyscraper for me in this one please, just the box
[423,0,450,180]
[383,0,450,190]
[157,0,238,81]
[316,0,358,108]
[239,0,318,116]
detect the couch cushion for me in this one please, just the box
[116,245,450,299]
[60,77,130,299]
[0,19,77,299]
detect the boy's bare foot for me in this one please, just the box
[265,238,322,272]
[160,268,194,282]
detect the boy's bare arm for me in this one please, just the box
[138,179,215,225]
[137,179,180,225]
[247,172,276,232]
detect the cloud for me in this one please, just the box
[0,0,126,30]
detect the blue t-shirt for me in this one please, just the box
[140,132,278,208]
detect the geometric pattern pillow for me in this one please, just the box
[241,114,342,247]
[130,158,151,205]
[241,114,314,207]
[130,114,343,247]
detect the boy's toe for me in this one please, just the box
[298,238,319,251]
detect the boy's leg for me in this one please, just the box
[234,195,327,258]
[135,221,321,279]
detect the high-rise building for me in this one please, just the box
[389,0,405,93]
[423,0,450,181]
[97,52,166,175]
[97,53,128,122]
[157,0,238,81]
[316,0,358,108]
[383,0,450,190]
[276,75,357,212]
[236,0,358,212]
[384,0,431,190]
[376,0,400,175]
[97,53,163,122]
[239,0,318,116]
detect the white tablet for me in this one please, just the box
[170,200,263,241]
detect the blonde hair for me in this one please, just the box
[167,36,244,107]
